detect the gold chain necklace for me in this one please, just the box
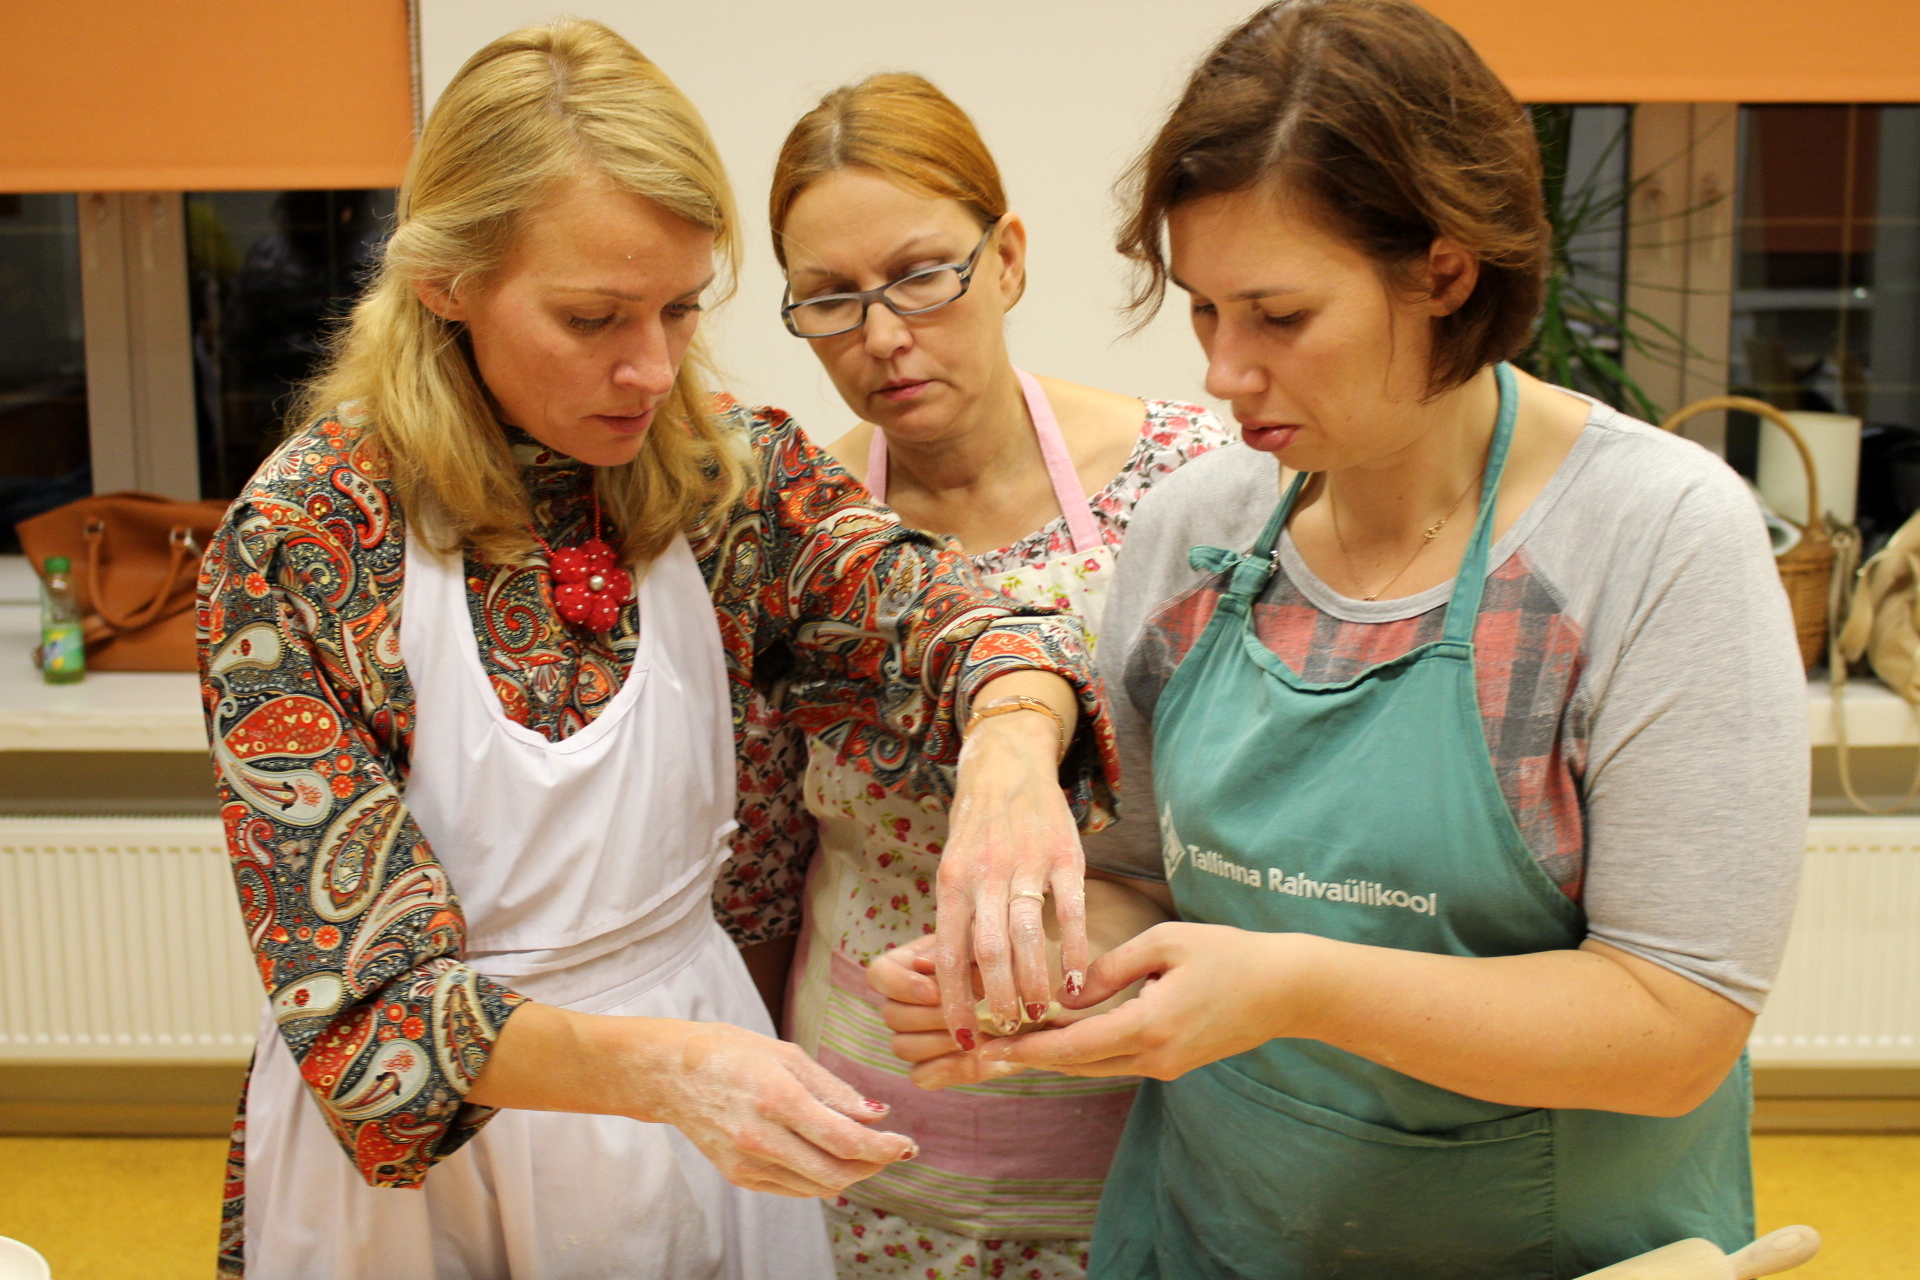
[1327,469,1483,602]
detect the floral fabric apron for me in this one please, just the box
[788,369,1131,1240]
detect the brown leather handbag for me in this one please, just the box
[16,491,232,671]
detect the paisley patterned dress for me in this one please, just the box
[198,399,1117,1275]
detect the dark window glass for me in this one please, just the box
[0,193,90,553]
[187,189,395,499]
[1735,105,1920,542]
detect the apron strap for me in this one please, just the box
[865,368,1104,555]
[1015,368,1105,554]
[866,423,890,499]
[1213,361,1520,619]
[1209,470,1310,601]
[1439,361,1520,644]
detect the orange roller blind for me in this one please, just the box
[0,1,413,193]
[1424,0,1920,103]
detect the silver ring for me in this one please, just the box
[1010,890,1047,903]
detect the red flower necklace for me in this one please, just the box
[528,496,632,632]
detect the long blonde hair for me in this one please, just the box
[295,18,748,564]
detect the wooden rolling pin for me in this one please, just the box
[1576,1227,1821,1279]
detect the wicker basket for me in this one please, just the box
[1660,396,1835,670]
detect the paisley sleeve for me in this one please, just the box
[200,476,527,1190]
[728,408,1118,827]
[710,687,816,945]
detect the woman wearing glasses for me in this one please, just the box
[769,74,1227,1280]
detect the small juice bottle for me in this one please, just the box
[39,555,85,684]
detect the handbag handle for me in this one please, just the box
[1828,537,1920,814]
[1660,396,1825,541]
[84,519,202,633]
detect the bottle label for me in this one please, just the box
[42,623,85,677]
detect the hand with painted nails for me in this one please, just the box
[940,671,1090,1051]
[635,1019,921,1198]
[468,1003,917,1199]
[871,878,1171,1089]
[972,922,1311,1082]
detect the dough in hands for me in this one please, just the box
[974,997,1067,1037]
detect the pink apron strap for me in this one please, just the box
[866,369,1102,554]
[1015,367,1103,554]
[866,423,890,501]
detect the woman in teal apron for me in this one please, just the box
[886,2,1808,1276]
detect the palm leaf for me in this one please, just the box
[1517,105,1722,421]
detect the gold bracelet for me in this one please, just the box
[965,694,1069,763]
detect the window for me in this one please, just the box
[1734,105,1920,546]
[187,189,395,499]
[0,194,90,553]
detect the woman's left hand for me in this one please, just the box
[870,934,1037,1090]
[940,672,1088,1051]
[973,922,1311,1080]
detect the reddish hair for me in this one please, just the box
[1119,0,1549,393]
[769,73,1008,269]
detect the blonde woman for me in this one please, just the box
[768,75,1227,1278]
[199,23,1113,1279]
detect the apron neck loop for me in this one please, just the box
[1014,368,1105,554]
[1236,361,1519,623]
[865,420,889,499]
[1438,361,1519,643]
[1234,471,1310,599]
[865,368,1104,556]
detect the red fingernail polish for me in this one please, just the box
[1025,1002,1046,1022]
[862,1098,888,1113]
[955,1028,976,1051]
[904,1142,920,1160]
[1064,970,1085,997]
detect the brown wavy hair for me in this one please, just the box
[1118,0,1549,393]
[769,73,1018,300]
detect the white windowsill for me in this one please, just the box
[0,558,1913,756]
[0,557,203,752]
[1809,677,1919,748]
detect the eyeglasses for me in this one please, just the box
[780,220,1000,338]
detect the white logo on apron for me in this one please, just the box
[1160,803,1189,879]
[1161,804,1439,915]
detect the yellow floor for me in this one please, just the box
[0,1136,226,1279]
[1751,1134,1920,1280]
[0,1133,1913,1278]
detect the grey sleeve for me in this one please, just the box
[1083,445,1282,881]
[1558,435,1807,1012]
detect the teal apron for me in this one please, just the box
[1092,365,1752,1280]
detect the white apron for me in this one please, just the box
[242,523,834,1280]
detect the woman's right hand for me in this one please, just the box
[632,1018,919,1197]
[870,874,1172,1090]
[468,1002,916,1199]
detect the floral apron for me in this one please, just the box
[789,370,1130,1242]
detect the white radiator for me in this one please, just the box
[0,815,1915,1067]
[0,816,258,1061]
[1750,817,1920,1065]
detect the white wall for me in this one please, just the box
[418,1,1257,445]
